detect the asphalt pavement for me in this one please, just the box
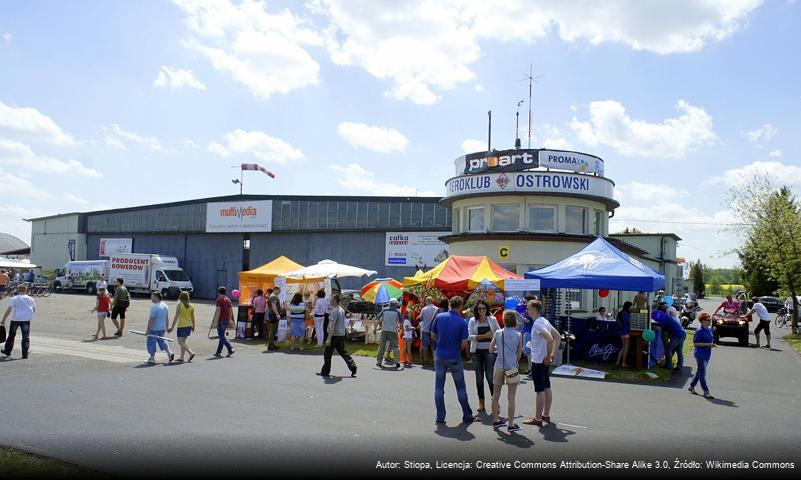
[0,293,799,477]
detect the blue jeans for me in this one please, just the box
[216,321,233,355]
[690,356,709,393]
[665,334,686,369]
[3,321,30,356]
[146,330,170,356]
[471,350,496,400]
[434,357,473,422]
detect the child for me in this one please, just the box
[168,291,196,362]
[489,310,523,432]
[90,287,111,340]
[402,310,414,368]
[689,312,716,399]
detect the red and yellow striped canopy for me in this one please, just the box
[402,256,522,291]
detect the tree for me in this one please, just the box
[709,277,722,295]
[691,260,706,297]
[730,178,801,333]
[739,239,780,296]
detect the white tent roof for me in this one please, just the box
[0,257,37,269]
[280,259,376,280]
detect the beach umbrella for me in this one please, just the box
[281,259,377,281]
[360,278,403,304]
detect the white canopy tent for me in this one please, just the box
[280,259,377,281]
[0,257,37,269]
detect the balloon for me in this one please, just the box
[663,295,674,306]
[231,289,240,298]
[515,304,526,314]
[642,329,656,342]
[599,289,609,298]
[504,297,519,310]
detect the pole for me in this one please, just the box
[240,169,243,195]
[487,110,492,153]
[527,64,532,149]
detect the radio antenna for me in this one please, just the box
[487,110,492,153]
[519,65,544,149]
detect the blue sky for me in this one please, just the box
[1,0,799,267]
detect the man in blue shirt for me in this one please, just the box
[689,313,715,399]
[431,296,477,424]
[145,291,174,365]
[660,302,686,371]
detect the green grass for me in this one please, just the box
[783,334,801,355]
[0,447,105,478]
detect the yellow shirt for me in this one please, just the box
[177,303,194,328]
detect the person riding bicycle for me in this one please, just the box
[713,294,740,316]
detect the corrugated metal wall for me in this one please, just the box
[249,232,418,290]
[83,196,451,298]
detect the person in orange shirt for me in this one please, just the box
[0,270,9,295]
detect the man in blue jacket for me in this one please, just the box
[660,302,686,371]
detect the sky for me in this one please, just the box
[1,0,799,268]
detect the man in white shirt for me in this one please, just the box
[95,273,108,292]
[522,300,560,427]
[1,283,36,359]
[743,296,772,349]
[416,297,439,365]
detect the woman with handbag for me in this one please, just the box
[489,310,523,432]
[468,300,500,413]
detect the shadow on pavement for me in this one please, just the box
[132,363,159,369]
[538,423,576,443]
[706,397,738,408]
[434,423,476,442]
[494,427,536,448]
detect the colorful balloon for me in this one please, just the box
[642,329,656,342]
[663,295,674,306]
[231,289,240,298]
[599,289,609,298]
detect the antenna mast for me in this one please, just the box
[515,100,523,149]
[527,64,532,149]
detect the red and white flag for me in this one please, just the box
[241,163,276,178]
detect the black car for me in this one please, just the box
[757,296,783,313]
[339,290,379,316]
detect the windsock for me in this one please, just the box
[241,163,276,178]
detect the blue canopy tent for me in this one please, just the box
[525,237,666,370]
[524,237,665,292]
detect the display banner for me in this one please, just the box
[504,279,541,291]
[109,254,149,287]
[446,171,615,202]
[385,232,450,267]
[99,238,132,257]
[455,148,604,176]
[206,200,272,233]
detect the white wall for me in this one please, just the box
[30,215,85,270]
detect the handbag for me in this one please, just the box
[0,325,5,343]
[501,330,520,385]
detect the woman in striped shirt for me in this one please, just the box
[288,293,308,352]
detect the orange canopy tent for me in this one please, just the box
[402,255,522,292]
[238,256,304,303]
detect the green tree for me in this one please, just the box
[730,179,801,332]
[709,277,722,295]
[691,260,706,297]
[739,240,780,296]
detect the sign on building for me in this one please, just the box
[99,238,132,257]
[205,200,273,233]
[454,148,605,176]
[446,171,614,202]
[385,232,450,267]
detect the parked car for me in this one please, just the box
[757,296,783,313]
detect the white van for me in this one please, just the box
[108,253,193,298]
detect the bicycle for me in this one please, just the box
[775,308,792,328]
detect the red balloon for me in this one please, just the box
[599,289,609,298]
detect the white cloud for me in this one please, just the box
[0,169,53,198]
[337,122,408,153]
[741,122,777,144]
[569,99,717,158]
[173,0,323,100]
[183,139,199,150]
[104,124,166,152]
[769,149,783,157]
[208,129,304,163]
[312,0,762,104]
[104,135,125,150]
[153,66,207,90]
[330,163,437,196]
[0,101,79,146]
[474,84,484,92]
[2,32,11,44]
[462,138,487,154]
[0,139,102,178]
[63,193,89,205]
[708,160,801,189]
[535,124,573,150]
